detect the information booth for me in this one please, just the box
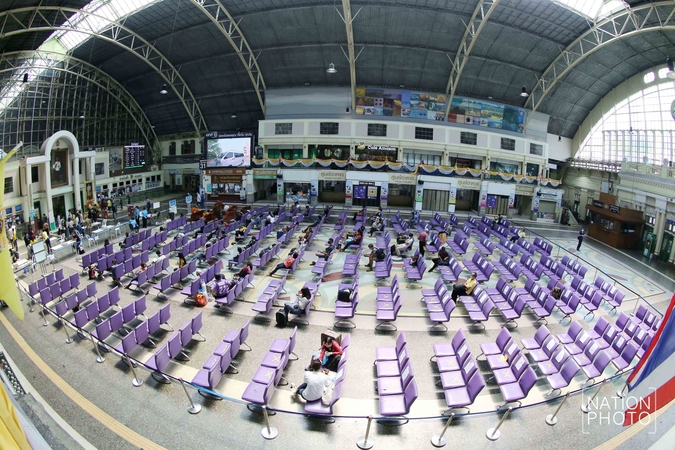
[586,195,644,250]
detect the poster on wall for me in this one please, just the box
[533,195,540,213]
[380,182,389,201]
[276,180,284,197]
[487,195,497,208]
[555,196,562,216]
[84,180,95,205]
[449,186,457,205]
[51,148,68,188]
[345,180,353,199]
[310,179,318,197]
[176,175,182,185]
[203,175,212,194]
[355,87,446,120]
[448,96,526,133]
[415,185,424,203]
[354,185,367,199]
[479,189,488,208]
[508,192,515,209]
[367,186,378,200]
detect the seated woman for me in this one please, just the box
[369,217,384,237]
[125,263,147,289]
[340,230,363,251]
[177,253,187,268]
[283,286,312,318]
[311,337,344,372]
[428,246,450,272]
[234,262,253,281]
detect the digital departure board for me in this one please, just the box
[123,144,146,169]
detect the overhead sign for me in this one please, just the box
[593,200,604,208]
[609,204,621,214]
[318,171,346,181]
[388,173,417,185]
[515,184,535,196]
[252,169,277,180]
[457,179,482,191]
[199,160,207,170]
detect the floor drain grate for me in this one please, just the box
[0,352,26,395]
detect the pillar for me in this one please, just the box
[43,161,55,230]
[24,163,32,223]
[653,211,666,257]
[669,232,675,263]
[73,157,81,211]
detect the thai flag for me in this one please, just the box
[623,293,675,426]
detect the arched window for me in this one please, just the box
[575,81,675,165]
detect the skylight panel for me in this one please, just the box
[550,0,628,21]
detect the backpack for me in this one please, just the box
[337,289,353,302]
[195,292,207,307]
[276,309,288,327]
[375,248,386,261]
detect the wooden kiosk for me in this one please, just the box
[585,193,644,249]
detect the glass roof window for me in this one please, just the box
[550,0,628,21]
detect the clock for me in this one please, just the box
[671,99,675,120]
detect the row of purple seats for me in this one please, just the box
[29,271,79,301]
[376,231,391,248]
[552,323,614,386]
[129,257,171,294]
[166,215,187,232]
[40,281,97,322]
[110,251,151,286]
[79,245,114,272]
[215,272,255,313]
[515,238,534,257]
[492,224,509,240]
[540,255,565,282]
[231,240,261,267]
[425,233,441,253]
[204,235,231,261]
[513,279,556,324]
[242,327,297,407]
[390,211,402,224]
[342,246,362,276]
[375,250,393,282]
[434,329,485,414]
[615,313,654,358]
[438,256,463,283]
[191,319,252,393]
[375,333,419,419]
[252,222,275,242]
[182,260,225,302]
[305,343,347,416]
[181,219,205,235]
[634,304,662,333]
[464,216,478,229]
[312,235,341,279]
[586,275,626,314]
[455,224,471,240]
[532,237,553,256]
[252,275,287,321]
[181,235,207,258]
[334,211,348,231]
[335,290,360,329]
[518,255,544,281]
[152,260,198,299]
[461,287,495,329]
[145,311,206,383]
[492,254,520,282]
[403,253,426,287]
[486,278,527,328]
[278,224,298,245]
[393,219,409,235]
[422,279,456,331]
[429,212,445,228]
[376,277,402,331]
[474,222,491,241]
[473,237,495,256]
[560,255,588,279]
[462,253,494,283]
[253,242,282,272]
[496,237,518,257]
[447,233,468,257]
[89,295,148,349]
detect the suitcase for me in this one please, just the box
[276,310,288,327]
[321,330,342,345]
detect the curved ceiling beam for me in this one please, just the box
[338,0,360,111]
[189,0,266,114]
[444,0,500,119]
[523,1,675,131]
[0,6,207,135]
[0,50,159,158]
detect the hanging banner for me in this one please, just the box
[508,192,515,208]
[486,195,497,208]
[84,180,95,205]
[533,195,541,213]
[449,186,457,205]
[555,196,562,216]
[380,182,388,201]
[479,189,488,208]
[345,180,353,199]
[310,179,318,197]
[276,179,284,196]
[203,175,212,194]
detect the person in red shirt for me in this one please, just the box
[318,337,344,372]
[235,262,253,280]
[270,252,297,276]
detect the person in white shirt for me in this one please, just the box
[291,359,331,402]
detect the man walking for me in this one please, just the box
[577,229,585,251]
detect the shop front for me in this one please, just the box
[387,173,417,209]
[455,178,481,212]
[318,170,347,204]
[419,178,451,212]
[514,184,534,216]
[485,181,515,217]
[354,144,397,162]
[310,144,350,161]
[206,168,246,203]
[283,170,313,205]
[252,169,278,201]
[532,188,562,223]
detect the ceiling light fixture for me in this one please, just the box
[327,63,337,74]
[520,86,529,97]
[159,84,168,94]
[22,73,28,83]
[231,113,237,119]
[79,114,85,119]
[667,57,675,79]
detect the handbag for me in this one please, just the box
[321,383,335,406]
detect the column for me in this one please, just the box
[73,157,81,211]
[653,211,666,257]
[24,163,32,223]
[669,232,675,263]
[43,161,55,230]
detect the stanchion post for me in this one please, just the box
[431,413,455,447]
[61,321,73,344]
[486,407,512,441]
[545,393,569,425]
[179,378,201,414]
[581,381,604,413]
[128,356,143,387]
[40,308,49,327]
[357,416,375,449]
[616,382,628,399]
[92,339,105,363]
[260,405,278,440]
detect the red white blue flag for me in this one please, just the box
[623,294,675,426]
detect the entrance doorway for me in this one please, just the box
[53,195,66,224]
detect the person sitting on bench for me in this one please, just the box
[283,287,311,318]
[428,246,450,272]
[310,239,335,265]
[451,272,477,301]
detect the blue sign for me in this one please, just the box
[169,200,176,207]
[186,195,192,203]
